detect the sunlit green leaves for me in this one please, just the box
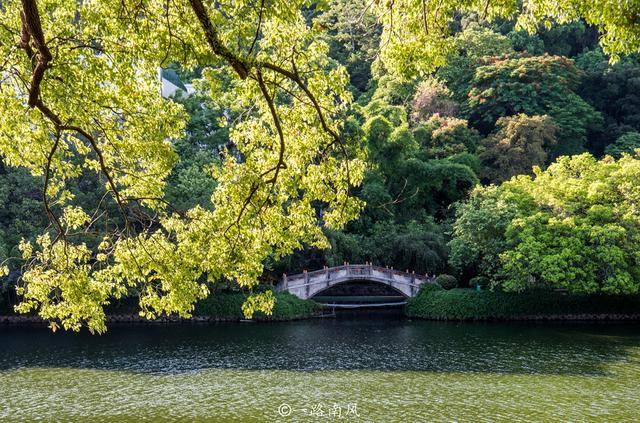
[374,0,640,77]
[451,153,640,294]
[0,0,364,331]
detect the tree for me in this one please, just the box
[314,83,479,275]
[467,54,602,155]
[2,0,640,332]
[365,220,448,274]
[0,0,364,332]
[163,91,227,211]
[499,154,640,294]
[325,220,448,275]
[362,116,417,175]
[448,185,525,281]
[480,114,557,183]
[367,74,417,107]
[389,159,478,221]
[0,165,48,265]
[605,132,640,158]
[450,153,640,294]
[315,0,381,94]
[437,25,515,104]
[535,21,599,57]
[414,116,481,159]
[360,94,478,222]
[507,30,546,55]
[576,50,640,153]
[411,78,459,123]
[374,0,640,77]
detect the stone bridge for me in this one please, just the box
[276,264,436,300]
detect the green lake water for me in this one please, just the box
[1,314,639,421]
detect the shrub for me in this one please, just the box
[101,290,319,320]
[406,288,640,320]
[261,292,320,319]
[435,274,458,290]
[195,291,319,320]
[469,276,490,289]
[418,283,444,295]
[194,292,246,318]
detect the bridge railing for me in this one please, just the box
[281,264,434,287]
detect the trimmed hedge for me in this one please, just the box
[406,286,640,320]
[2,289,319,321]
[265,291,321,319]
[194,291,320,320]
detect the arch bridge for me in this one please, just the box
[276,264,436,300]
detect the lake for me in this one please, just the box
[1,314,639,421]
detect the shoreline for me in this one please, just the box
[0,313,323,327]
[407,313,640,322]
[2,312,640,327]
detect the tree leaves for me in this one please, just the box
[374,0,640,78]
[451,153,640,294]
[0,0,363,331]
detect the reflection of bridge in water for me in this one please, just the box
[276,264,437,308]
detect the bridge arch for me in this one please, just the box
[276,264,436,300]
[310,278,409,299]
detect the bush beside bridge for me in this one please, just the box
[406,285,640,320]
[105,290,320,321]
[1,289,319,322]
[194,291,320,320]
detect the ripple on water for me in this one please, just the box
[0,320,639,421]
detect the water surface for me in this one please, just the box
[1,316,639,421]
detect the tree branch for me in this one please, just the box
[17,0,132,236]
[187,0,355,230]
[246,0,265,57]
[188,0,249,79]
[20,0,53,107]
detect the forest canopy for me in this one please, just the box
[0,0,640,332]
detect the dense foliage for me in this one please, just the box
[467,54,602,156]
[605,132,640,158]
[1,0,640,331]
[86,289,319,320]
[479,114,557,183]
[0,0,364,332]
[194,291,319,320]
[450,154,640,294]
[406,285,640,320]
